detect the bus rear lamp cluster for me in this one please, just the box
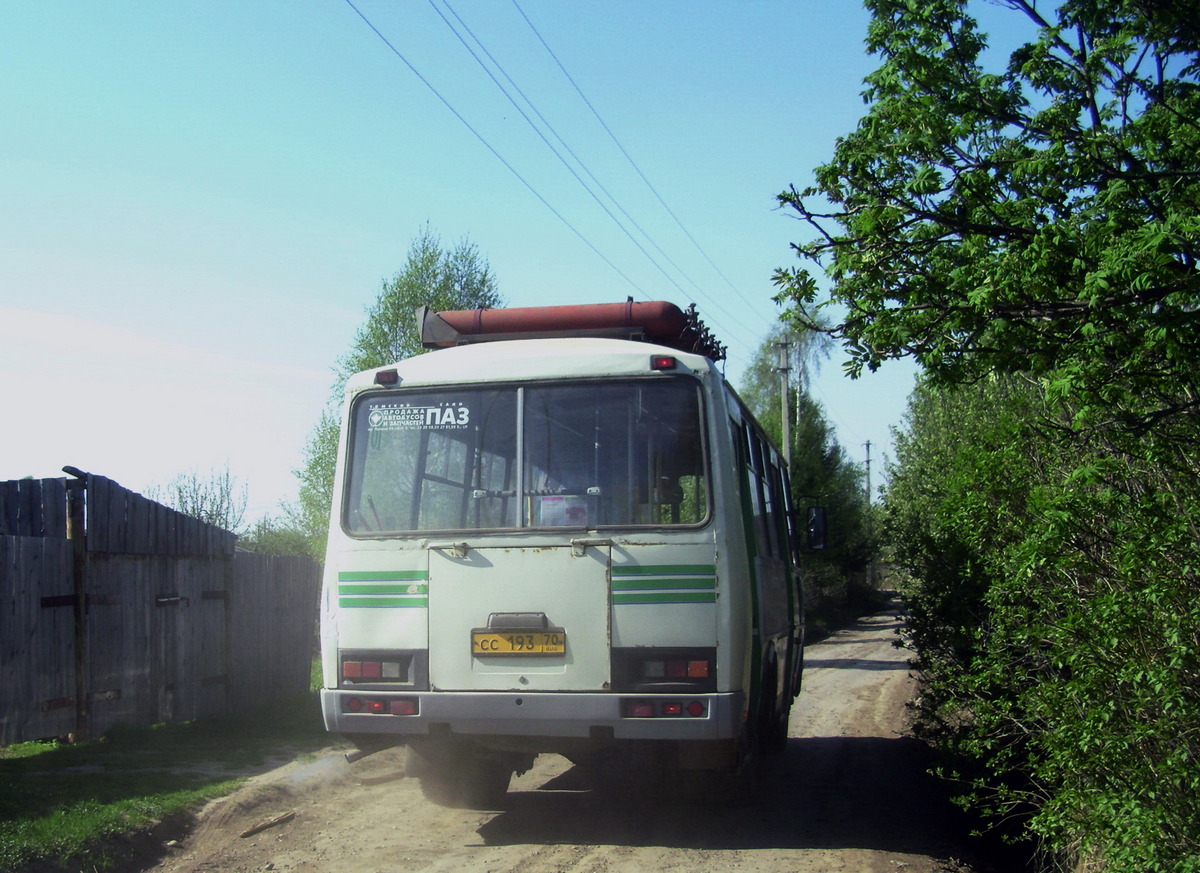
[622,699,708,719]
[342,659,405,681]
[343,696,419,716]
[643,659,710,680]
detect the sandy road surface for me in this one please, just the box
[150,599,1019,873]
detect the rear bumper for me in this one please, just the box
[321,689,745,742]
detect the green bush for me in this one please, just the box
[887,377,1200,872]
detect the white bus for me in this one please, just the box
[319,301,805,807]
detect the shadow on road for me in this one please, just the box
[801,657,910,670]
[480,735,1028,872]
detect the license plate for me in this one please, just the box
[472,629,566,656]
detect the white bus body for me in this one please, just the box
[320,307,803,806]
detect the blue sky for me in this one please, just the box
[1,1,928,521]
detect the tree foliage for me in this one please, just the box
[887,377,1200,872]
[774,2,1200,868]
[292,227,503,556]
[237,514,315,557]
[739,324,877,625]
[774,0,1200,434]
[148,463,247,535]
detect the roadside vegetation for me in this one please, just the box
[739,323,884,638]
[291,225,503,560]
[774,1,1199,870]
[0,694,333,873]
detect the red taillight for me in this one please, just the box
[621,699,707,719]
[346,696,418,715]
[646,659,710,680]
[390,699,418,716]
[624,701,655,718]
[650,355,676,371]
[343,659,405,683]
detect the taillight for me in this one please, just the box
[343,696,419,716]
[645,659,710,680]
[621,698,707,719]
[342,658,407,683]
[612,648,716,694]
[624,701,655,719]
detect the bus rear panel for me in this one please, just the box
[319,330,801,804]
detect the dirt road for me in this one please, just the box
[151,599,1017,873]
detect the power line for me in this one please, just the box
[341,0,650,299]
[430,0,683,299]
[343,0,773,364]
[511,0,771,320]
[433,0,766,340]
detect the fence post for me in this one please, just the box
[65,475,90,741]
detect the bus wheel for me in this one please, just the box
[756,663,789,755]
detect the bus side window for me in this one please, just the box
[766,459,790,561]
[739,422,770,557]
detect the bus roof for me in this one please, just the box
[346,337,717,392]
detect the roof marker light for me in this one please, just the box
[650,355,677,371]
[374,368,400,386]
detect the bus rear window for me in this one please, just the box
[344,379,707,534]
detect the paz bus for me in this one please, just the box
[319,301,806,807]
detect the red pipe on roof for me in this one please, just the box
[430,301,688,343]
[418,300,726,361]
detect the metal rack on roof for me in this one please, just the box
[418,300,726,362]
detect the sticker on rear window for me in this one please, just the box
[367,403,470,430]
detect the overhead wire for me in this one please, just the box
[341,0,780,368]
[505,1,779,366]
[432,0,767,341]
[429,0,674,300]
[341,0,650,299]
[511,0,774,323]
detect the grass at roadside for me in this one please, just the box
[0,693,336,873]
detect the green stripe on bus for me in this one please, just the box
[339,596,429,609]
[612,592,717,605]
[337,570,428,582]
[338,584,428,595]
[611,564,716,577]
[611,577,716,591]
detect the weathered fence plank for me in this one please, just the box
[0,478,68,539]
[0,475,319,746]
[0,536,76,744]
[82,474,236,557]
[228,554,320,710]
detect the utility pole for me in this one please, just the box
[864,440,872,505]
[775,341,792,467]
[864,440,875,589]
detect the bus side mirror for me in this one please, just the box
[806,506,828,552]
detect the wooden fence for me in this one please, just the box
[0,472,320,746]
